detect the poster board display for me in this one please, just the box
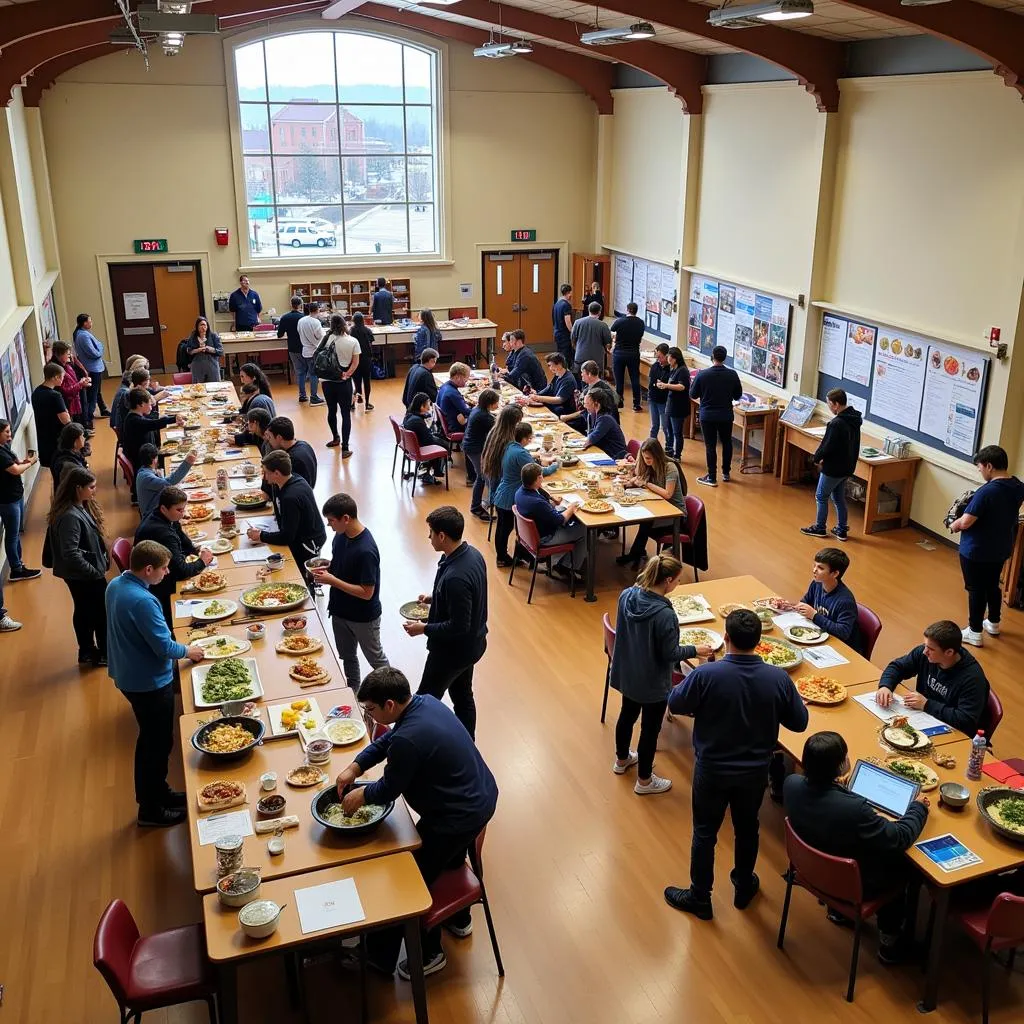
[609,252,677,341]
[815,311,990,461]
[0,347,19,431]
[40,288,58,342]
[14,329,31,408]
[687,274,791,388]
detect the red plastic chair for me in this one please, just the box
[435,405,465,447]
[172,372,192,385]
[113,426,123,486]
[778,819,905,1002]
[422,827,504,977]
[399,426,449,495]
[116,451,135,493]
[626,439,641,460]
[856,603,882,659]
[950,890,1024,1023]
[93,899,218,1023]
[981,686,1003,744]
[655,494,705,581]
[601,613,615,722]
[111,537,134,573]
[389,415,406,479]
[509,504,577,602]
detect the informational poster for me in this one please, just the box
[818,314,846,378]
[10,330,27,409]
[659,266,677,339]
[613,255,632,316]
[0,349,18,429]
[869,332,927,430]
[734,287,755,368]
[631,262,648,314]
[846,393,867,415]
[716,284,737,358]
[16,332,31,408]
[123,291,150,321]
[40,288,58,341]
[611,252,678,340]
[920,345,987,455]
[844,321,876,386]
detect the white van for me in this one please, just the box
[276,222,337,248]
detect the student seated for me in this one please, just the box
[785,547,864,653]
[402,348,439,409]
[513,461,586,577]
[784,731,928,964]
[436,362,472,434]
[501,331,547,392]
[234,406,271,452]
[134,442,197,520]
[875,619,990,735]
[530,353,577,418]
[403,392,445,486]
[616,439,686,568]
[561,360,618,431]
[264,416,317,488]
[584,391,628,460]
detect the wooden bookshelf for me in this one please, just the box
[288,278,412,321]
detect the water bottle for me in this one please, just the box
[966,729,986,781]
[490,356,499,386]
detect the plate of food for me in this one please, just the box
[399,600,431,622]
[679,627,724,651]
[183,525,208,542]
[564,438,589,450]
[209,537,234,555]
[752,596,788,612]
[159,439,182,454]
[181,471,209,488]
[183,504,215,524]
[192,656,263,708]
[670,594,714,624]
[754,637,802,670]
[545,479,578,492]
[718,602,750,617]
[190,598,237,623]
[196,779,248,813]
[267,697,324,737]
[289,657,330,686]
[977,787,1024,844]
[322,717,367,747]
[240,582,308,612]
[185,569,227,595]
[232,490,269,509]
[581,498,614,514]
[881,718,931,752]
[186,489,215,503]
[795,675,846,706]
[878,756,938,791]
[285,764,327,788]
[193,635,252,659]
[274,634,324,656]
[784,624,826,645]
[190,716,264,760]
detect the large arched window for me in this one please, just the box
[234,30,440,261]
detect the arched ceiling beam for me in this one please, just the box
[21,42,113,106]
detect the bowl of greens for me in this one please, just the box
[192,656,264,709]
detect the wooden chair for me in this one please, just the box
[398,427,449,495]
[856,603,883,659]
[655,494,706,581]
[421,828,504,977]
[93,899,218,1024]
[509,504,577,603]
[601,613,615,722]
[111,538,134,573]
[388,415,406,479]
[982,686,1004,744]
[172,372,192,385]
[777,819,905,1002]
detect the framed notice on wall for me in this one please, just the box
[609,251,677,341]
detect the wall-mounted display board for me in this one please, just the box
[686,274,792,388]
[816,311,990,461]
[40,288,58,342]
[610,252,676,341]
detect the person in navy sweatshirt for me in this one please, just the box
[501,331,547,392]
[690,345,742,487]
[529,352,578,418]
[875,619,989,735]
[514,461,585,577]
[666,608,808,919]
[788,546,864,654]
[402,348,439,409]
[106,539,204,827]
[336,666,498,979]
[584,391,628,460]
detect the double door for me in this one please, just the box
[482,250,558,348]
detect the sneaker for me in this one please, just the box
[365,404,374,411]
[298,395,308,403]
[0,615,22,632]
[961,627,984,648]
[664,886,713,920]
[162,790,187,809]
[397,951,447,980]
[9,567,41,580]
[326,438,341,448]
[341,447,353,459]
[98,408,110,418]
[696,475,718,488]
[634,773,672,795]
[722,473,731,483]
[983,619,1001,636]
[876,940,910,966]
[733,872,760,910]
[137,806,186,828]
[421,475,440,486]
[613,751,638,775]
[443,916,473,938]
[829,526,849,543]
[310,396,325,406]
[472,509,491,523]
[800,524,828,537]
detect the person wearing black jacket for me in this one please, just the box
[611,301,645,411]
[402,348,439,409]
[350,311,376,410]
[785,731,928,961]
[462,388,499,521]
[264,417,317,488]
[403,506,488,739]
[371,277,395,325]
[657,346,690,459]
[690,345,743,487]
[277,296,306,402]
[134,486,213,627]
[801,387,862,542]
[402,393,445,485]
[875,619,990,735]
[647,344,671,445]
[246,450,326,583]
[502,331,547,392]
[50,422,89,490]
[121,388,183,495]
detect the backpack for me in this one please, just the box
[944,489,975,530]
[312,334,343,381]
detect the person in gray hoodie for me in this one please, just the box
[610,553,713,795]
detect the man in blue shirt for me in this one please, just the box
[551,282,574,362]
[106,539,204,828]
[690,345,743,487]
[515,461,586,576]
[436,362,472,434]
[228,274,262,330]
[666,609,808,919]
[371,277,395,324]
[789,546,864,654]
[529,353,577,418]
[335,667,498,979]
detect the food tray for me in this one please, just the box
[240,583,309,613]
[191,657,265,709]
[266,697,324,738]
[679,627,724,651]
[670,594,715,625]
[754,636,802,671]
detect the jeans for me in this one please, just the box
[542,520,587,570]
[331,615,390,690]
[615,696,668,779]
[290,352,320,400]
[668,417,687,458]
[649,401,669,441]
[613,351,642,409]
[122,683,176,812]
[690,766,768,899]
[815,473,848,532]
[0,497,24,571]
[418,640,486,740]
[322,378,353,447]
[960,554,1004,632]
[65,577,108,658]
[700,418,734,479]
[465,451,488,513]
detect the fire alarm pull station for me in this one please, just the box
[989,326,1007,360]
[214,227,229,246]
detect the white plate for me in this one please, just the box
[191,657,264,709]
[266,697,324,738]
[670,595,715,625]
[190,598,238,622]
[678,627,725,651]
[321,717,368,747]
[784,625,827,645]
[209,538,234,555]
[193,635,252,659]
[186,490,216,503]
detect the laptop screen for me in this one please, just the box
[848,759,920,817]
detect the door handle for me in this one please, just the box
[519,305,528,312]
[159,324,167,330]
[511,303,520,312]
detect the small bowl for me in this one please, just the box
[305,738,333,764]
[939,782,970,808]
[217,869,262,908]
[238,899,282,939]
[220,699,250,718]
[304,557,330,573]
[246,623,266,641]
[257,794,286,817]
[265,554,285,571]
[282,615,307,634]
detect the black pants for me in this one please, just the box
[353,360,372,404]
[615,696,667,779]
[700,418,734,479]
[626,516,681,560]
[65,577,108,658]
[493,506,520,563]
[613,351,642,409]
[366,820,479,969]
[96,368,110,413]
[322,378,353,448]
[418,640,485,740]
[960,554,1003,632]
[122,683,175,812]
[690,766,767,899]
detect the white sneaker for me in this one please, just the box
[983,619,1001,636]
[397,951,447,980]
[613,751,638,775]
[0,615,21,632]
[961,627,984,648]
[634,774,672,795]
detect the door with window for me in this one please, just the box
[482,250,558,350]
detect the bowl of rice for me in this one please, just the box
[311,782,395,836]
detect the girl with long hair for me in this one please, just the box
[349,311,376,410]
[413,308,442,358]
[617,438,688,569]
[238,362,275,419]
[656,346,690,458]
[50,422,88,490]
[186,316,223,384]
[320,314,360,456]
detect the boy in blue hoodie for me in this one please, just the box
[789,546,864,655]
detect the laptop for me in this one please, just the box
[847,759,921,817]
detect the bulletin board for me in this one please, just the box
[815,310,990,461]
[685,274,792,388]
[610,252,677,341]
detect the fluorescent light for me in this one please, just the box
[510,39,534,53]
[707,1,813,28]
[473,41,518,58]
[156,1,192,12]
[625,22,656,39]
[581,23,656,46]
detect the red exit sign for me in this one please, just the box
[510,229,536,242]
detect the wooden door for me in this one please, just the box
[109,264,162,370]
[153,264,202,371]
[482,252,519,347]
[518,251,556,347]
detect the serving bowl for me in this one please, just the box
[191,715,265,761]
[281,615,307,634]
[939,782,970,809]
[238,899,282,939]
[310,781,395,836]
[976,786,1024,843]
[217,869,261,908]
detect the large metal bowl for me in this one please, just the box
[239,582,309,614]
[976,786,1024,844]
[311,782,395,837]
[190,715,265,761]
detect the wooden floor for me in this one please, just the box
[2,377,1022,1024]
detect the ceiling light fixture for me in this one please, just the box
[156,1,192,12]
[580,22,656,45]
[707,1,814,28]
[473,7,533,59]
[899,0,952,6]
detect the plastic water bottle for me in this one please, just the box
[966,729,986,781]
[490,356,499,386]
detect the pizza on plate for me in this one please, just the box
[795,676,845,705]
[197,779,247,812]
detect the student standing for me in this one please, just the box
[413,309,442,359]
[404,506,488,740]
[584,281,606,317]
[800,387,862,541]
[185,316,223,383]
[570,302,611,377]
[50,423,89,491]
[228,274,262,330]
[0,579,21,631]
[646,344,671,445]
[402,348,439,409]
[463,388,499,522]
[611,302,645,412]
[72,313,108,426]
[350,311,376,410]
[31,362,74,467]
[277,296,306,398]
[0,418,40,580]
[316,315,359,457]
[106,539,205,827]
[51,341,91,447]
[666,609,808,918]
[371,276,395,324]
[295,306,325,405]
[551,283,574,363]
[949,444,1024,646]
[312,493,390,689]
[658,347,690,459]
[121,388,183,485]
[690,345,743,487]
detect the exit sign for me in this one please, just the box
[133,238,168,254]
[511,228,536,242]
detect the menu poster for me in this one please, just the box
[613,256,632,315]
[920,346,986,455]
[869,332,927,430]
[818,314,846,378]
[716,284,737,358]
[844,321,876,386]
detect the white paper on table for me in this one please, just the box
[553,492,585,505]
[164,429,185,440]
[245,517,279,532]
[852,692,948,732]
[772,611,818,631]
[295,877,366,935]
[803,425,828,437]
[232,545,273,563]
[579,453,615,465]
[801,645,850,669]
[197,809,254,846]
[612,503,654,521]
[174,599,206,619]
[229,477,254,491]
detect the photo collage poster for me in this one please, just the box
[612,253,678,341]
[1,345,18,430]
